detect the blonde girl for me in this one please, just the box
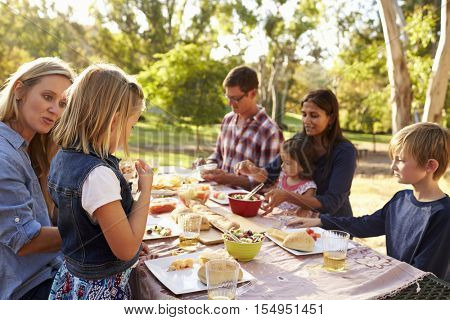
[48,64,152,300]
[0,57,74,299]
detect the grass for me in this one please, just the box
[128,111,395,163]
[120,113,449,254]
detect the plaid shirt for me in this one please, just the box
[208,106,284,173]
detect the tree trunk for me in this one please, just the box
[378,0,413,133]
[196,125,200,154]
[422,0,450,124]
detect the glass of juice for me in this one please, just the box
[322,230,350,271]
[178,214,201,251]
[206,259,239,300]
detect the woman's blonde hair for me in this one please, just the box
[0,57,75,216]
[53,64,144,158]
[389,122,449,179]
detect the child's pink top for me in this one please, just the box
[276,172,317,211]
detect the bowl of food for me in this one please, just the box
[228,192,263,217]
[223,229,264,262]
[196,163,218,173]
[178,184,211,207]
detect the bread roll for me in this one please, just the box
[198,249,232,265]
[197,265,243,285]
[267,228,289,241]
[282,232,315,252]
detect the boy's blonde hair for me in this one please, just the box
[0,57,75,214]
[53,64,144,158]
[389,122,449,179]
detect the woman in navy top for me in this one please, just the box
[236,89,357,217]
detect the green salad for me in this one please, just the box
[222,228,265,243]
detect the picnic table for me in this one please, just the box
[129,168,449,300]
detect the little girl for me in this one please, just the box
[273,134,317,216]
[48,64,152,299]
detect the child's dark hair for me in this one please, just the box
[282,133,317,179]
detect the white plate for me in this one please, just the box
[144,216,181,240]
[266,227,355,256]
[144,252,255,295]
[209,186,247,205]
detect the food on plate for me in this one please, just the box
[149,198,177,214]
[282,231,315,252]
[167,258,194,271]
[196,249,243,284]
[146,225,172,237]
[170,207,211,231]
[171,204,240,232]
[267,228,289,242]
[222,228,265,243]
[206,215,240,232]
[152,175,184,190]
[229,193,260,201]
[178,184,211,207]
[305,228,321,241]
[212,192,227,201]
[119,161,137,181]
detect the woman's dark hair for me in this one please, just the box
[282,134,317,179]
[301,89,352,180]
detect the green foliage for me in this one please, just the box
[330,0,391,133]
[0,0,90,80]
[138,44,228,127]
[404,4,438,114]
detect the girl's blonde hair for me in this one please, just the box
[0,57,75,215]
[389,122,449,179]
[53,64,144,158]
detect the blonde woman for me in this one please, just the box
[48,64,152,300]
[0,57,74,299]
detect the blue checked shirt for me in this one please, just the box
[0,122,61,299]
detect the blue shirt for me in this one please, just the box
[321,190,450,281]
[264,140,357,217]
[0,122,61,299]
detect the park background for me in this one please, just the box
[1,0,449,252]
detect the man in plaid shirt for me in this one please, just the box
[202,66,283,189]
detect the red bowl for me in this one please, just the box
[228,192,263,217]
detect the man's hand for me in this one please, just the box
[234,160,258,176]
[192,157,206,169]
[234,160,267,183]
[201,169,230,184]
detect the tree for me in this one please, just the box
[378,0,450,130]
[213,0,321,126]
[138,44,228,152]
[378,0,413,133]
[422,0,450,123]
[0,0,91,80]
[89,0,221,74]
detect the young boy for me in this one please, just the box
[288,123,449,281]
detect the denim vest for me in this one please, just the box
[48,148,138,279]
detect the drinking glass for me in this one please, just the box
[322,230,350,271]
[206,259,239,300]
[178,214,202,251]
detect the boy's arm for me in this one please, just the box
[410,210,450,279]
[320,205,388,238]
